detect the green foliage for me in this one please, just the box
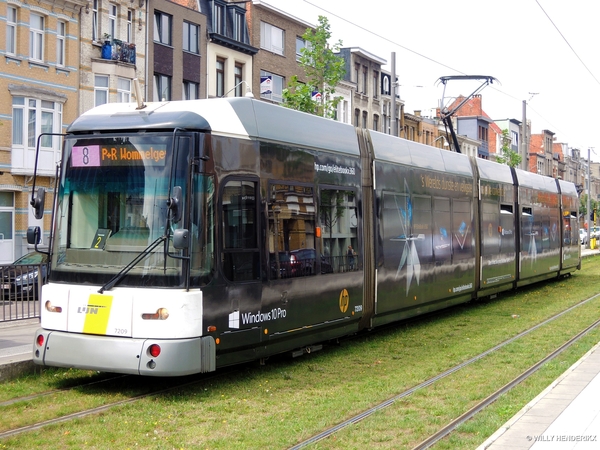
[495,129,522,167]
[579,193,598,219]
[282,16,345,118]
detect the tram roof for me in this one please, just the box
[475,157,514,184]
[68,98,360,157]
[557,178,579,197]
[514,168,559,193]
[368,130,473,178]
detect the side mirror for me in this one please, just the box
[31,187,45,220]
[172,228,189,249]
[27,226,41,245]
[168,186,183,224]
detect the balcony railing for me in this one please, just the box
[101,40,136,64]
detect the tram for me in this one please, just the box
[31,97,580,376]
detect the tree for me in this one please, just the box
[579,193,598,222]
[495,129,522,168]
[282,16,345,118]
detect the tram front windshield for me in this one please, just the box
[50,134,189,288]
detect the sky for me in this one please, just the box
[261,0,600,161]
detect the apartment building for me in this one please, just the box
[0,0,84,262]
[201,0,256,99]
[80,0,146,112]
[245,0,311,103]
[529,130,556,176]
[149,0,207,101]
[337,47,386,131]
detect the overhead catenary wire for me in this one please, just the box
[535,0,600,87]
[297,0,598,148]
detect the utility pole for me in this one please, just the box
[521,100,528,171]
[521,94,538,171]
[587,147,591,248]
[390,52,397,137]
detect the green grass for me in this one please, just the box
[1,256,600,449]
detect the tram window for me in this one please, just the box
[499,204,515,254]
[452,199,473,261]
[482,201,500,255]
[433,197,451,263]
[222,179,259,282]
[540,215,548,250]
[319,187,356,274]
[413,196,432,263]
[565,211,577,245]
[190,174,215,284]
[382,192,411,270]
[268,183,318,278]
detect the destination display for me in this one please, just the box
[71,144,168,167]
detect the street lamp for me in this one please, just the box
[434,135,449,149]
[221,80,254,98]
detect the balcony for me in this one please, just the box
[100,40,136,65]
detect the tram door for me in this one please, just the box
[219,178,263,341]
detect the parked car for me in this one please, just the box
[270,252,292,279]
[289,248,333,275]
[1,252,49,301]
[591,226,600,239]
[579,228,588,245]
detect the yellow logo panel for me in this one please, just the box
[83,294,114,335]
[339,289,349,313]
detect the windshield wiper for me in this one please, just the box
[98,235,166,294]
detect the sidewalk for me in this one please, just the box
[0,317,40,381]
[478,342,600,449]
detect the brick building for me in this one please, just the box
[245,0,311,102]
[0,0,85,263]
[149,0,207,101]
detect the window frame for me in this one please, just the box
[234,10,244,42]
[183,21,199,54]
[11,95,63,173]
[92,0,99,41]
[127,9,133,43]
[29,13,45,62]
[260,21,284,55]
[183,80,199,100]
[56,21,66,67]
[234,63,243,97]
[213,2,225,35]
[117,77,131,103]
[259,70,283,103]
[6,7,17,56]
[108,3,118,40]
[154,73,172,101]
[154,11,172,46]
[94,74,109,107]
[216,58,225,97]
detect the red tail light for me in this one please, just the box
[148,344,161,358]
[36,334,44,347]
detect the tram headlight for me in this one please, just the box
[44,301,62,313]
[142,308,169,320]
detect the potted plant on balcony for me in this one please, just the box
[101,33,112,60]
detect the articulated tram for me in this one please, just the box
[31,98,580,376]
